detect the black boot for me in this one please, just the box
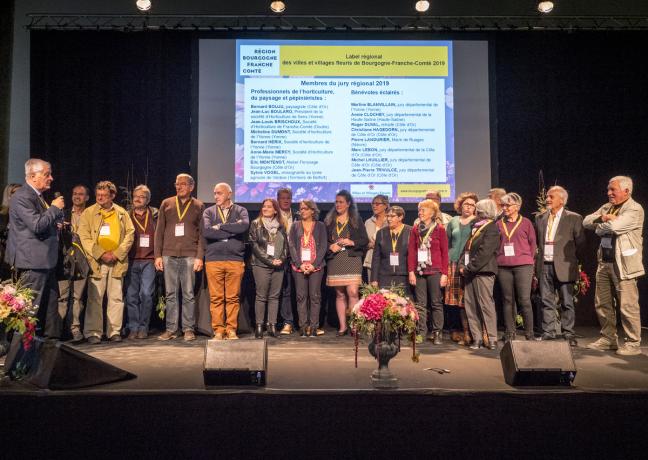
[255,324,263,339]
[268,324,277,337]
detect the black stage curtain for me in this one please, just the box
[30,31,193,206]
[30,30,647,325]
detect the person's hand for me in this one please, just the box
[602,214,618,222]
[193,258,203,272]
[367,240,375,249]
[330,243,342,253]
[272,259,282,266]
[459,267,465,275]
[371,281,378,288]
[440,274,448,288]
[51,196,65,209]
[100,251,116,263]
[408,272,417,286]
[155,257,164,271]
[341,238,355,247]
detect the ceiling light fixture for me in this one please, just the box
[415,1,430,13]
[136,0,151,12]
[270,1,286,13]
[537,1,554,14]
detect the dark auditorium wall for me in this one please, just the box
[29,30,648,325]
[0,1,14,188]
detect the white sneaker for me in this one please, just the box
[616,344,642,356]
[586,338,618,351]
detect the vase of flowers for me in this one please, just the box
[0,279,38,352]
[350,284,419,389]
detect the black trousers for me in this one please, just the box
[19,268,62,339]
[415,273,443,335]
[539,262,576,338]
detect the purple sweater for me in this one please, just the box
[496,216,536,266]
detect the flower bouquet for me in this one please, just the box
[350,284,420,368]
[573,265,591,303]
[0,279,38,350]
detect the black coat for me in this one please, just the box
[248,219,288,268]
[459,220,500,276]
[370,225,412,281]
[325,219,369,260]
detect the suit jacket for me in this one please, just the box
[583,197,645,280]
[4,184,63,270]
[458,219,500,276]
[535,209,586,282]
[288,220,328,270]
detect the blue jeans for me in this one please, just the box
[162,256,196,333]
[125,259,156,334]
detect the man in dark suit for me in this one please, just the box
[535,185,585,346]
[5,158,65,338]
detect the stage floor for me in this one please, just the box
[3,326,648,393]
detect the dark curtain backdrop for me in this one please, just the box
[30,30,648,325]
[30,31,193,205]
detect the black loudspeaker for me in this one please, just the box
[203,339,267,386]
[5,335,136,390]
[500,340,577,386]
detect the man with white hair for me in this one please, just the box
[583,176,644,355]
[535,185,586,346]
[5,158,65,338]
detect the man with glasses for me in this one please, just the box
[154,174,204,341]
[5,158,65,338]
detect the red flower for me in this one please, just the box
[359,293,388,321]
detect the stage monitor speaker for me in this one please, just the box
[500,340,577,386]
[203,339,267,386]
[4,335,136,390]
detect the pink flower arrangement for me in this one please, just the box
[1,280,38,350]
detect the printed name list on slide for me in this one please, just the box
[238,41,452,192]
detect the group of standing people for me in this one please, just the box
[2,159,644,356]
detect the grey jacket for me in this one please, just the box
[583,197,644,280]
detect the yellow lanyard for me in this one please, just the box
[175,196,191,222]
[390,225,404,253]
[217,206,230,224]
[502,215,523,242]
[547,213,556,242]
[418,223,435,245]
[39,196,49,209]
[132,209,150,233]
[467,220,492,250]
[336,218,348,237]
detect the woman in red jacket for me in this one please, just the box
[408,199,449,344]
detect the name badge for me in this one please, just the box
[175,223,185,237]
[544,242,554,258]
[266,244,275,257]
[390,252,399,266]
[600,236,613,249]
[99,224,111,236]
[464,252,470,266]
[504,243,515,257]
[301,248,312,262]
[417,248,428,263]
[139,234,150,248]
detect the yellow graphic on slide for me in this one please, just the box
[280,46,448,77]
[398,184,451,198]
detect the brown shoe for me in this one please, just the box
[183,330,196,341]
[158,330,178,341]
[226,330,239,340]
[214,331,224,340]
[136,330,148,339]
[450,331,462,343]
[316,328,325,336]
[128,331,138,340]
[280,324,293,335]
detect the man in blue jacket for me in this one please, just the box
[5,158,65,338]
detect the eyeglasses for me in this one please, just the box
[175,183,190,187]
[501,203,517,208]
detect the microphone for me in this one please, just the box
[53,192,65,224]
